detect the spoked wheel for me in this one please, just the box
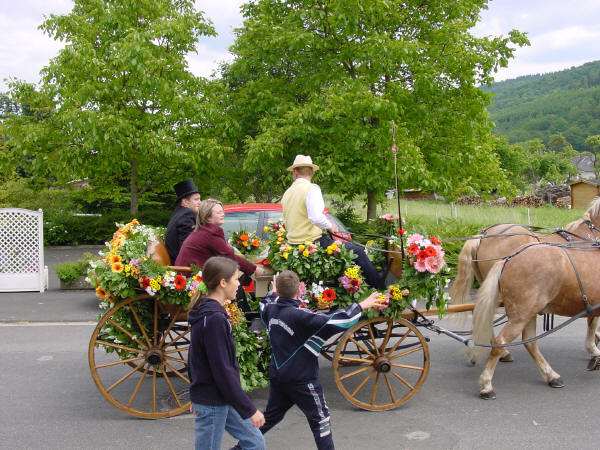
[333,317,430,411]
[89,295,191,419]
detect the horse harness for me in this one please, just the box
[468,241,600,349]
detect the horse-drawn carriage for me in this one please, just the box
[88,199,600,418]
[87,218,472,418]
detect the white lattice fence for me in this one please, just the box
[0,208,47,292]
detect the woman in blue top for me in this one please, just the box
[188,256,265,450]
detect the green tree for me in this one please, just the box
[3,0,221,214]
[224,0,528,217]
[585,134,600,173]
[521,139,576,184]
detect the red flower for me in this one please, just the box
[430,235,441,245]
[239,233,249,242]
[408,243,420,255]
[140,276,151,289]
[322,288,337,302]
[418,246,437,260]
[174,274,187,291]
[397,228,406,236]
[261,259,271,266]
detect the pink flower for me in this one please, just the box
[407,233,424,246]
[424,256,442,274]
[379,213,396,222]
[297,281,306,300]
[413,258,428,272]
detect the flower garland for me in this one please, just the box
[88,220,268,392]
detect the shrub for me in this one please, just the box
[55,252,97,283]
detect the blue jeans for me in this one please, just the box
[192,403,265,450]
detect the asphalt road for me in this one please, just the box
[2,314,600,449]
[1,247,600,449]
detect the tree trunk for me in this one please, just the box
[366,190,377,221]
[130,155,139,216]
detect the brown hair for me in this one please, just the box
[189,256,238,309]
[276,270,300,299]
[195,198,223,229]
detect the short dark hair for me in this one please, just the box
[276,270,300,299]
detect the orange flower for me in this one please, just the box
[242,241,249,247]
[95,286,107,299]
[108,254,122,264]
[111,262,124,273]
[251,239,260,248]
[239,233,249,242]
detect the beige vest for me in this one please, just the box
[281,178,323,244]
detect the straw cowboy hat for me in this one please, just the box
[287,154,320,172]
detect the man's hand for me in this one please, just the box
[250,410,265,428]
[328,223,339,234]
[359,292,389,311]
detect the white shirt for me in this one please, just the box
[306,184,333,230]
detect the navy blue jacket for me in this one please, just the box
[188,298,257,419]
[165,206,196,263]
[260,294,363,383]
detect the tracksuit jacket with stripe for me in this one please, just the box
[259,294,363,383]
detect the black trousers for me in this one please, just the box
[261,380,334,450]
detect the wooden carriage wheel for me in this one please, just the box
[89,295,191,419]
[333,317,430,411]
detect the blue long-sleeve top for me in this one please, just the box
[260,293,363,383]
[188,298,257,419]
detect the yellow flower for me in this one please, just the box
[150,279,161,291]
[282,252,289,260]
[302,249,310,257]
[344,266,361,279]
[225,302,244,326]
[298,244,305,252]
[326,248,333,255]
[111,262,124,273]
[263,226,270,233]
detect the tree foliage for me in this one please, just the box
[221,0,528,215]
[487,60,600,149]
[2,0,224,214]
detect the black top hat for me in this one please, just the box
[174,179,199,202]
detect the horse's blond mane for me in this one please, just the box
[565,196,600,231]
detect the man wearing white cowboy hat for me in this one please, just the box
[281,155,384,289]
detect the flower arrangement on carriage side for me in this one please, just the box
[386,230,451,317]
[87,219,269,391]
[264,222,370,309]
[229,230,265,261]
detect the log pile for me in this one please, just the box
[534,183,570,204]
[456,195,483,206]
[510,195,545,207]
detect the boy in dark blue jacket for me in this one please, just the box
[257,270,387,450]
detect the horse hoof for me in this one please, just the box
[587,356,600,371]
[480,391,496,400]
[499,354,514,363]
[548,377,565,388]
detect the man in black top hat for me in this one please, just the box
[165,179,201,263]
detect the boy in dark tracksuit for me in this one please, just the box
[257,270,386,450]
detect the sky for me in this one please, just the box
[1,0,600,91]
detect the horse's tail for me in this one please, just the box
[449,239,480,327]
[468,260,504,361]
[450,239,480,305]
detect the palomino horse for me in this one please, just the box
[451,197,600,305]
[450,197,600,361]
[471,241,600,399]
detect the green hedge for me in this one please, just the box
[44,209,172,246]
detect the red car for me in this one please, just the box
[223,203,351,241]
